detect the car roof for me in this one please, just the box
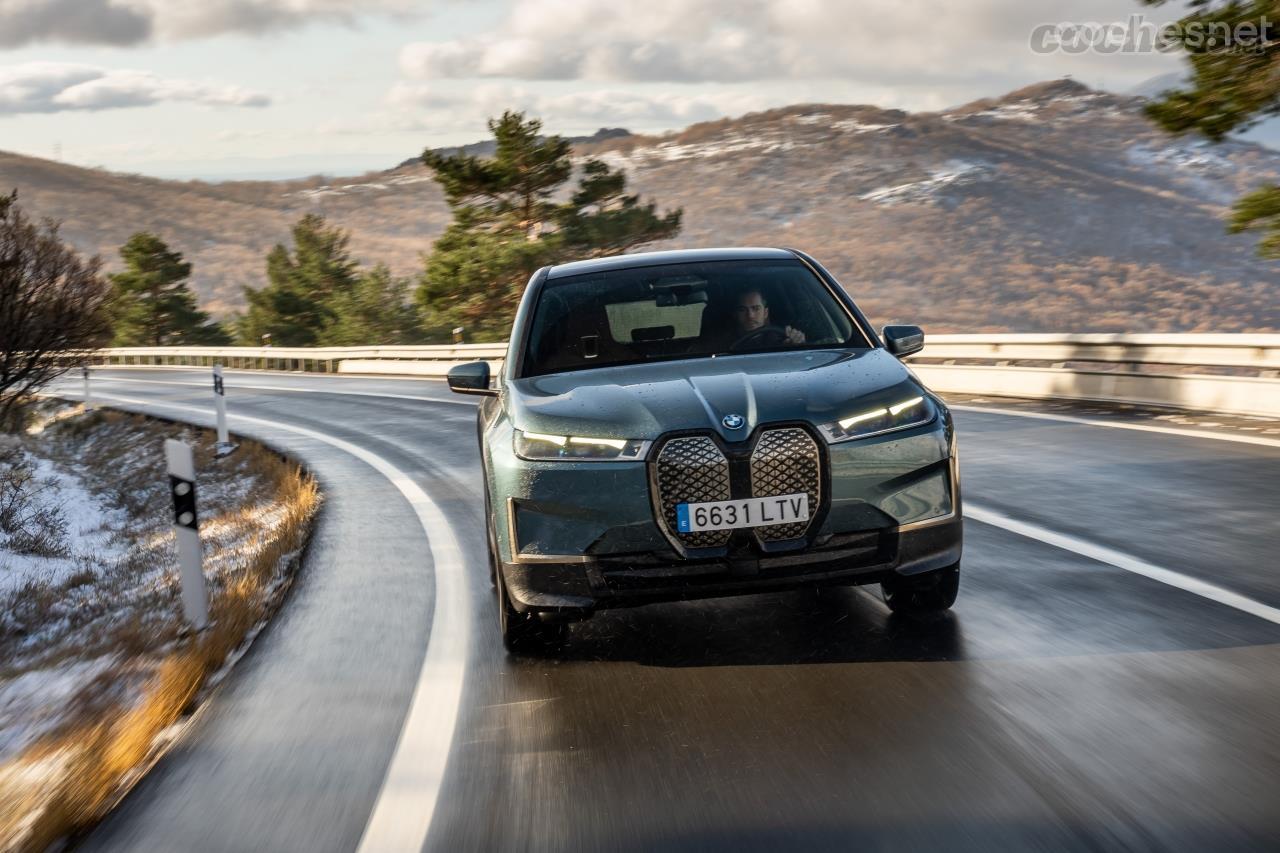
[545,247,797,279]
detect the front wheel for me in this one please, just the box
[881,561,960,615]
[497,568,566,655]
[482,485,498,587]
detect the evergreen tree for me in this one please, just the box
[238,214,358,345]
[417,111,682,339]
[325,264,422,345]
[558,159,684,257]
[1141,0,1280,255]
[425,111,573,240]
[109,233,228,346]
[417,207,554,340]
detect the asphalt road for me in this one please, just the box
[54,367,1280,852]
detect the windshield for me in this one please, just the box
[522,259,867,376]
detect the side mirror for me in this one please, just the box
[882,325,924,358]
[447,361,497,396]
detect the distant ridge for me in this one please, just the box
[1,81,1277,332]
[396,127,633,169]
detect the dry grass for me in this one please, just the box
[0,408,319,852]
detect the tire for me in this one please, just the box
[496,567,566,655]
[482,483,498,588]
[881,561,960,615]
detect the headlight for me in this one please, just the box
[513,429,650,461]
[818,395,936,443]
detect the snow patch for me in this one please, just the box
[791,113,833,125]
[0,657,116,760]
[859,160,992,205]
[288,172,433,200]
[592,132,806,169]
[651,134,797,161]
[0,452,127,597]
[0,411,313,818]
[966,102,1041,122]
[947,92,1111,124]
[387,174,434,186]
[832,119,898,134]
[1127,142,1232,174]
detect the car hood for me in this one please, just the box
[505,349,924,441]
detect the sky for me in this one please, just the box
[0,0,1230,180]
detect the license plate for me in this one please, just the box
[676,493,809,533]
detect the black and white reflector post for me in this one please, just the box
[165,438,209,631]
[212,364,230,449]
[81,365,93,412]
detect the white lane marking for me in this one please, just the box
[80,374,476,407]
[967,503,1280,626]
[76,390,471,852]
[952,404,1280,450]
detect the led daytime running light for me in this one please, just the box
[522,431,567,446]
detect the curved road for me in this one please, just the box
[54,368,1280,852]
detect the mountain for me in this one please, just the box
[2,79,1278,332]
[394,127,632,169]
[1127,71,1188,100]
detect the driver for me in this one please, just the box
[732,289,806,345]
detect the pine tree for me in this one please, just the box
[417,111,682,339]
[238,214,358,345]
[558,159,684,257]
[1141,0,1280,256]
[108,233,228,346]
[325,264,422,345]
[417,207,554,340]
[426,111,573,240]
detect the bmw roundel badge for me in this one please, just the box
[722,413,746,430]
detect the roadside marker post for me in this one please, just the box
[212,364,232,453]
[165,439,209,631]
[81,366,93,412]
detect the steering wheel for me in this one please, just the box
[730,325,787,352]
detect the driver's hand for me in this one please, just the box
[784,326,806,344]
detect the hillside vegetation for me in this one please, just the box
[3,79,1278,332]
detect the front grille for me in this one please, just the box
[653,436,732,549]
[750,427,821,543]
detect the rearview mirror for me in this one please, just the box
[882,325,924,358]
[447,361,497,396]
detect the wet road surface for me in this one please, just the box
[56,368,1280,852]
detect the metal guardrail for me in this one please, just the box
[908,334,1280,371]
[93,343,508,376]
[904,334,1280,417]
[91,335,1280,418]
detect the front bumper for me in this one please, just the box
[489,411,961,614]
[502,513,962,615]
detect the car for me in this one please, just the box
[448,247,962,652]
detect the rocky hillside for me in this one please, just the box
[3,79,1278,332]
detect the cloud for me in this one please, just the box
[398,0,1181,85]
[305,83,734,141]
[146,0,422,40]
[0,0,151,47]
[0,62,271,115]
[397,1,782,84]
[0,0,423,47]
[384,82,765,133]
